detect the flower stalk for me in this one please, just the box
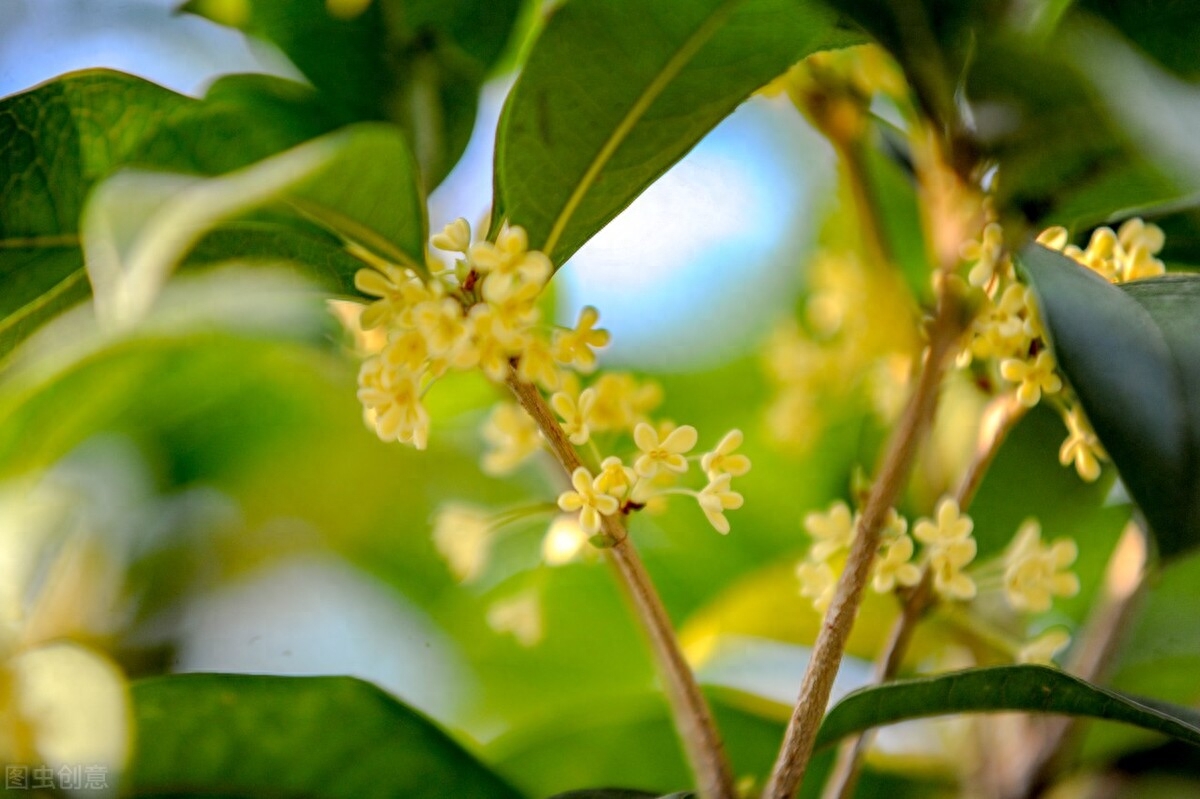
[763,281,964,799]
[505,373,737,799]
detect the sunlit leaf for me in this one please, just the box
[130,673,522,799]
[0,70,422,358]
[492,0,845,266]
[815,665,1200,751]
[1017,243,1200,557]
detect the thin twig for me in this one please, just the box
[762,285,963,799]
[505,373,737,799]
[821,392,1027,799]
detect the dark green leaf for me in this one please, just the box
[1077,0,1200,80]
[130,673,523,799]
[1017,243,1200,556]
[182,0,522,187]
[492,0,844,266]
[546,791,690,798]
[814,665,1200,751]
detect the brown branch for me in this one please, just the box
[762,285,963,799]
[504,373,737,799]
[820,392,1027,799]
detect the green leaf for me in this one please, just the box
[814,665,1200,752]
[182,0,522,187]
[1076,0,1200,80]
[546,792,692,798]
[130,673,523,799]
[0,70,424,358]
[492,0,844,267]
[84,123,424,329]
[1016,243,1200,557]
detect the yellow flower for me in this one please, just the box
[873,534,920,593]
[381,328,428,372]
[701,429,751,478]
[1018,628,1071,665]
[633,422,698,478]
[431,505,493,583]
[431,217,471,254]
[1117,217,1165,255]
[354,264,428,330]
[469,224,552,298]
[1004,520,1079,613]
[594,456,637,497]
[961,222,1006,288]
[517,335,561,391]
[357,359,430,449]
[413,297,469,357]
[696,474,744,535]
[557,467,620,535]
[804,501,857,562]
[930,539,977,600]
[1059,405,1107,482]
[1035,226,1069,251]
[466,308,513,382]
[550,386,597,446]
[914,497,973,547]
[487,590,543,647]
[915,498,977,600]
[797,560,836,612]
[481,403,542,475]
[1000,350,1062,408]
[553,306,610,373]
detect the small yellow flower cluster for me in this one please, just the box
[556,426,750,537]
[383,217,753,582]
[796,497,1080,623]
[1003,520,1080,613]
[955,219,1163,482]
[795,501,917,611]
[1041,218,1166,284]
[355,218,608,450]
[764,252,919,449]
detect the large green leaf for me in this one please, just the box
[0,70,423,358]
[1077,0,1200,80]
[491,0,844,267]
[182,0,522,187]
[130,673,523,799]
[1017,243,1200,557]
[814,665,1200,751]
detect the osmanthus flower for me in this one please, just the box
[797,560,836,612]
[696,474,744,535]
[804,501,857,562]
[961,221,1007,288]
[469,224,553,299]
[959,283,1038,366]
[481,403,542,476]
[357,359,430,449]
[432,505,494,583]
[556,467,620,535]
[701,429,751,479]
[587,372,662,433]
[553,306,611,373]
[633,422,699,478]
[486,589,543,647]
[550,381,597,446]
[1003,520,1080,614]
[872,534,921,593]
[1000,350,1063,408]
[870,510,919,594]
[1059,404,1108,482]
[914,498,977,601]
[594,456,637,498]
[1018,628,1071,665]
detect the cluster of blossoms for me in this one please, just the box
[358,218,752,641]
[957,216,1166,483]
[763,251,919,450]
[355,218,602,449]
[796,495,1080,663]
